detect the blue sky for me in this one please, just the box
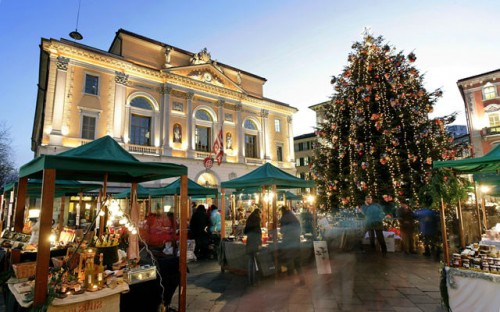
[1,0,499,168]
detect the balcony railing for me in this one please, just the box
[125,144,161,155]
[483,126,500,136]
[245,157,265,165]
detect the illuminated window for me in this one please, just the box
[84,74,99,95]
[489,113,500,127]
[195,109,214,152]
[483,83,497,100]
[277,145,283,161]
[130,115,150,146]
[275,119,281,132]
[81,115,96,140]
[245,135,257,158]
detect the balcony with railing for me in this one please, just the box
[482,126,500,136]
[125,144,161,155]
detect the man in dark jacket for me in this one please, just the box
[189,205,209,259]
[244,209,262,286]
[280,206,305,285]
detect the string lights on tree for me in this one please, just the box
[311,32,463,212]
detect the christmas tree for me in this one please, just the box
[311,33,462,212]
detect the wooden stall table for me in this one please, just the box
[220,239,313,277]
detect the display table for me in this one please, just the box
[479,239,500,249]
[220,240,313,276]
[446,267,500,312]
[7,281,129,312]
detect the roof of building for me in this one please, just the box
[294,132,316,140]
[457,68,500,84]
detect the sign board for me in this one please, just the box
[313,241,331,274]
[48,293,120,312]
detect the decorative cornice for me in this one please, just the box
[56,56,70,71]
[115,71,129,85]
[260,109,269,118]
[44,40,297,114]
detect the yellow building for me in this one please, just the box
[32,29,297,187]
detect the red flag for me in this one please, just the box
[213,128,224,165]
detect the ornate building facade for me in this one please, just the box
[32,29,297,187]
[458,69,500,157]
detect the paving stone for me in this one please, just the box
[398,287,425,295]
[406,294,440,304]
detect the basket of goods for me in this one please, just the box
[12,262,37,278]
[94,234,120,267]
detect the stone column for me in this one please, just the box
[113,71,128,142]
[162,85,172,156]
[287,116,295,163]
[261,109,270,160]
[49,56,69,146]
[187,91,194,157]
[236,102,244,163]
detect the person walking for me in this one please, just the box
[244,208,262,286]
[280,206,305,285]
[396,200,416,254]
[414,208,440,258]
[362,195,387,256]
[190,204,209,259]
[209,205,222,259]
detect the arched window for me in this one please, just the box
[244,120,257,130]
[483,83,497,101]
[195,109,214,152]
[129,96,154,146]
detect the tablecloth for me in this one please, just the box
[446,267,500,312]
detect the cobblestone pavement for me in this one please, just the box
[0,251,446,311]
[171,251,446,312]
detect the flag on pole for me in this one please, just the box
[213,127,224,165]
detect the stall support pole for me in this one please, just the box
[231,195,236,234]
[312,187,317,239]
[13,177,28,233]
[221,189,225,239]
[457,200,465,248]
[33,169,56,308]
[99,174,108,237]
[0,193,5,233]
[481,196,488,231]
[440,197,450,265]
[473,183,482,235]
[272,185,278,279]
[58,196,65,234]
[179,175,188,312]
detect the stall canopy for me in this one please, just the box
[15,135,188,308]
[115,184,153,199]
[149,177,218,197]
[433,144,500,173]
[19,136,187,182]
[220,163,315,189]
[2,179,100,198]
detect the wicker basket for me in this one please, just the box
[12,262,37,279]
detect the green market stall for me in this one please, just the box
[11,136,190,311]
[220,163,314,275]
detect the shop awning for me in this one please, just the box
[2,179,100,198]
[220,162,314,189]
[19,136,187,182]
[114,184,154,199]
[433,145,500,173]
[149,178,217,197]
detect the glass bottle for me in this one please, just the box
[96,253,105,287]
[84,255,95,289]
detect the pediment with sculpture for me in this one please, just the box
[166,63,243,92]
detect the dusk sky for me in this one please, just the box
[1,0,499,168]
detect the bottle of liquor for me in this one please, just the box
[84,255,95,289]
[96,253,105,287]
